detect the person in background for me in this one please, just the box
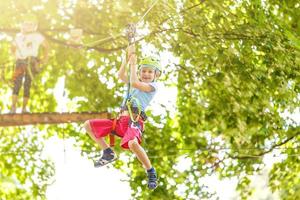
[10,14,48,113]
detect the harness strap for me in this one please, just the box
[27,56,34,80]
[109,118,118,147]
[126,97,142,122]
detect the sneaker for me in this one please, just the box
[94,148,117,168]
[147,168,158,190]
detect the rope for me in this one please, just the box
[125,35,134,103]
[136,0,160,27]
[123,17,141,123]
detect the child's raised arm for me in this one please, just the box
[117,56,128,83]
[118,44,135,83]
[11,42,17,56]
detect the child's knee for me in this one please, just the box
[128,138,139,149]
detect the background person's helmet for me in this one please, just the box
[23,14,38,24]
[138,57,162,75]
[20,14,38,33]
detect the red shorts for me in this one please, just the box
[89,116,144,149]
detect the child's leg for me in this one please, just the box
[83,120,117,167]
[11,70,24,113]
[83,120,109,149]
[128,138,158,189]
[128,138,152,170]
[22,72,32,113]
[10,95,18,113]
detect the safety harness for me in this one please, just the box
[15,35,41,80]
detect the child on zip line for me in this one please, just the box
[84,44,161,190]
[10,14,49,113]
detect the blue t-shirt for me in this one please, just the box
[121,82,159,111]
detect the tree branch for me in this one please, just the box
[0,26,184,53]
[40,31,126,53]
[228,131,300,159]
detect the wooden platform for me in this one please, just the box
[0,112,110,127]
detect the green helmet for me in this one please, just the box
[139,57,162,72]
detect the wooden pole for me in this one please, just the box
[0,112,110,127]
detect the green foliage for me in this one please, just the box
[0,0,299,199]
[0,127,55,200]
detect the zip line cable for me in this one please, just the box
[136,0,160,27]
[81,1,202,48]
[83,0,160,48]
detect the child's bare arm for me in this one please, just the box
[132,80,155,92]
[118,45,135,83]
[40,40,49,64]
[117,56,128,83]
[11,43,16,55]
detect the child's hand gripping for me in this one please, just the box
[127,44,135,59]
[128,53,137,66]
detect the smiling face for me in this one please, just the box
[139,66,156,83]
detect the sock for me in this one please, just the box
[147,167,155,173]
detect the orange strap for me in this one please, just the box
[109,118,117,147]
